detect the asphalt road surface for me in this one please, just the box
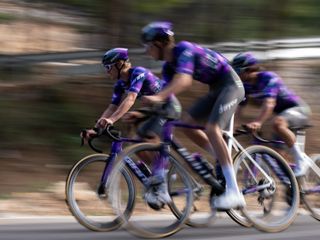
[0,214,319,240]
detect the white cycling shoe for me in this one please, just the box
[144,177,172,210]
[212,190,246,210]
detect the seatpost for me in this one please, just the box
[296,130,306,152]
[224,114,235,155]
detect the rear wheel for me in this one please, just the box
[231,145,299,232]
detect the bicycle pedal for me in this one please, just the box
[146,201,165,211]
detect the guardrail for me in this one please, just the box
[1,37,320,67]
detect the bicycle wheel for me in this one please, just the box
[301,154,320,221]
[109,143,194,239]
[65,154,135,231]
[227,150,254,228]
[232,145,299,232]
[167,151,217,228]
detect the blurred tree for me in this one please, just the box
[44,0,320,46]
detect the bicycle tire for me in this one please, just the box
[231,145,299,233]
[301,154,320,221]
[166,150,217,228]
[109,143,194,239]
[65,154,135,231]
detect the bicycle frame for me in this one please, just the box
[256,128,320,194]
[155,114,275,195]
[96,136,150,193]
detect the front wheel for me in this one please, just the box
[109,143,194,239]
[230,145,299,233]
[65,154,135,231]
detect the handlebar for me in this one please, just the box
[81,125,121,153]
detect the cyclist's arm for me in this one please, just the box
[100,104,118,119]
[157,73,193,100]
[107,92,138,124]
[254,97,276,124]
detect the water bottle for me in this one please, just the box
[190,153,225,194]
[192,153,214,174]
[176,148,224,193]
[137,160,151,177]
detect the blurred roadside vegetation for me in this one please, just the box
[47,0,320,44]
[2,0,320,48]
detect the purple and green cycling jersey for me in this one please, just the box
[162,41,232,85]
[242,71,300,113]
[111,66,163,105]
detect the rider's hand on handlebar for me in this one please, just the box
[245,121,262,131]
[80,129,97,143]
[96,118,113,129]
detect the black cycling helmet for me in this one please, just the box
[141,21,174,44]
[231,52,258,74]
[102,48,129,68]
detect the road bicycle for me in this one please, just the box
[65,121,193,236]
[110,115,300,238]
[228,125,320,228]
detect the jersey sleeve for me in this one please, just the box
[175,42,195,75]
[251,74,279,99]
[111,81,125,105]
[128,68,146,94]
[260,76,279,98]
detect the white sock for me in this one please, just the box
[221,165,239,193]
[290,143,305,164]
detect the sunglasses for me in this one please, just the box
[143,42,153,50]
[104,63,116,71]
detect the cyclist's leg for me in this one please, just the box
[207,70,245,210]
[272,115,295,147]
[137,96,182,208]
[184,93,224,180]
[137,116,172,209]
[276,103,311,176]
[184,93,217,154]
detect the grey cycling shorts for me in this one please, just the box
[188,68,245,130]
[272,101,311,148]
[278,100,311,128]
[137,95,181,138]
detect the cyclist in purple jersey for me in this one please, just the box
[84,47,181,142]
[162,41,231,84]
[141,21,246,210]
[82,48,181,210]
[232,52,311,176]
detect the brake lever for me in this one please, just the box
[80,129,88,146]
